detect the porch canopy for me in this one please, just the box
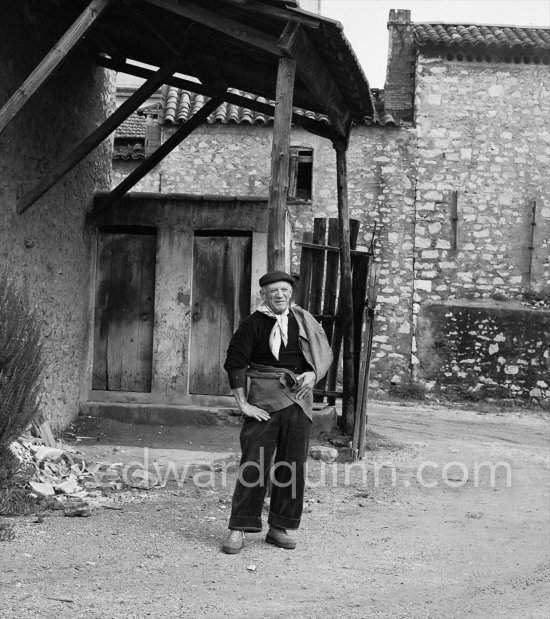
[2,0,374,431]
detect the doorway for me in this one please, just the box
[189,233,252,395]
[92,229,156,392]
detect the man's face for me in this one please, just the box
[261,281,293,315]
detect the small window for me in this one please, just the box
[288,147,313,201]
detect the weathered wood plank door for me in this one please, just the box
[190,234,251,395]
[92,230,156,392]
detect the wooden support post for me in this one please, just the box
[17,56,183,214]
[267,57,296,271]
[334,139,355,435]
[352,263,380,460]
[91,96,222,220]
[0,0,113,136]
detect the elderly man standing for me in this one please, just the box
[222,270,332,554]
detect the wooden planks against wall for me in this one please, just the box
[190,234,252,396]
[92,230,156,392]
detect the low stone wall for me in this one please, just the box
[416,302,550,401]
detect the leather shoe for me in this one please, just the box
[222,529,245,554]
[266,526,296,549]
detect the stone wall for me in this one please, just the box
[113,124,273,196]
[412,54,550,396]
[0,3,114,429]
[111,50,549,402]
[417,302,550,401]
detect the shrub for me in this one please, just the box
[0,273,44,470]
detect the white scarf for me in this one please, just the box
[258,304,289,360]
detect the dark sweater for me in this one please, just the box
[224,311,312,389]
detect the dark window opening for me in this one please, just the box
[288,147,313,201]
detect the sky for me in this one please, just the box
[319,0,550,87]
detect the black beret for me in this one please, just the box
[259,270,295,287]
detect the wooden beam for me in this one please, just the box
[279,25,349,138]
[267,57,296,271]
[17,56,182,214]
[242,2,322,29]
[109,60,325,138]
[90,96,222,221]
[297,241,369,256]
[95,56,333,140]
[334,140,355,435]
[0,0,114,136]
[145,0,283,57]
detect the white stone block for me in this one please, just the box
[415,237,431,249]
[415,280,432,292]
[421,250,439,260]
[424,190,443,201]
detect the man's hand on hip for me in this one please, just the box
[240,402,271,422]
[294,371,316,399]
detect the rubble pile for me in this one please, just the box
[8,436,161,517]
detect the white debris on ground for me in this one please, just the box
[8,435,160,516]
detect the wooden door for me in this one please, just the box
[190,234,251,395]
[92,230,156,392]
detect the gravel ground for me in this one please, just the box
[1,401,549,618]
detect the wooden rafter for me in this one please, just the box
[144,0,283,57]
[95,57,333,140]
[17,56,182,214]
[242,2,322,29]
[0,0,114,136]
[91,95,223,220]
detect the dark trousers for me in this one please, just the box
[228,404,311,532]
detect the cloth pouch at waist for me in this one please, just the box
[246,364,313,420]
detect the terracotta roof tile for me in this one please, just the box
[158,85,331,126]
[113,141,145,160]
[158,86,395,128]
[115,112,147,138]
[414,23,550,53]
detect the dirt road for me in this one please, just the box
[1,402,548,618]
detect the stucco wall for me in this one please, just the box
[0,3,114,429]
[412,55,550,395]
